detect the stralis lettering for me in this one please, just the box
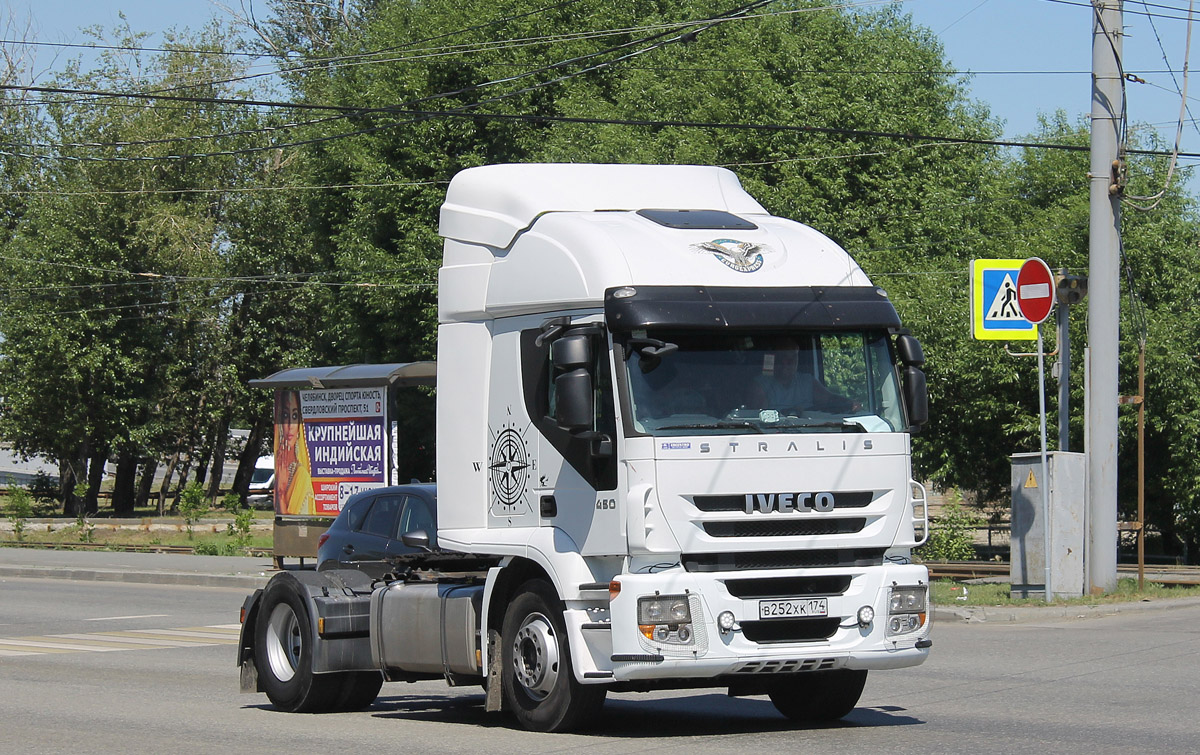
[744,492,835,514]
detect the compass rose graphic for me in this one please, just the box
[488,425,532,513]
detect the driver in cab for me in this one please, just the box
[750,339,858,415]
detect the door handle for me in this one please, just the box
[343,544,355,554]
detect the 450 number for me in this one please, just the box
[595,498,616,511]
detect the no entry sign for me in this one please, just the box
[1017,257,1055,325]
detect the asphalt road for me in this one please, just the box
[1,575,1197,754]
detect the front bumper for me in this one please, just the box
[568,563,930,683]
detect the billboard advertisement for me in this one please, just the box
[273,387,387,516]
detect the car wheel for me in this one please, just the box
[500,579,605,732]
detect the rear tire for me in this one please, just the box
[768,669,867,722]
[501,580,606,732]
[254,575,343,712]
[333,671,383,711]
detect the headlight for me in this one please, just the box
[638,594,694,645]
[889,587,927,614]
[886,585,928,637]
[638,594,691,624]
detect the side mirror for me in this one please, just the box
[552,334,591,370]
[401,529,432,552]
[551,333,596,434]
[903,365,929,431]
[555,369,594,432]
[896,334,925,367]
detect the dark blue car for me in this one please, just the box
[316,484,437,571]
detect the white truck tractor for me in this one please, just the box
[237,163,932,732]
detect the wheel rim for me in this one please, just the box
[264,602,302,683]
[511,611,560,701]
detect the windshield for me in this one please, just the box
[620,330,906,435]
[250,468,274,484]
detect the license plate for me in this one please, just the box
[758,598,829,620]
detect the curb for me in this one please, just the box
[0,564,271,590]
[932,595,1200,624]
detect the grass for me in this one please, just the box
[0,525,273,553]
[1,495,274,555]
[932,578,1200,607]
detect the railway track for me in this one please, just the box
[925,560,1200,586]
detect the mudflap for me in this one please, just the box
[240,657,260,693]
[485,629,504,712]
[238,589,263,693]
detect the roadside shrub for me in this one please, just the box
[917,494,983,562]
[5,486,34,542]
[29,472,59,510]
[193,540,220,556]
[221,492,243,511]
[177,483,208,540]
[226,508,254,551]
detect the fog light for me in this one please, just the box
[717,611,736,633]
[857,605,875,627]
[677,624,692,642]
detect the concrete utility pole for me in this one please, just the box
[1087,0,1123,593]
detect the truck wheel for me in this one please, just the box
[255,576,341,712]
[333,671,383,711]
[768,669,867,722]
[501,580,605,732]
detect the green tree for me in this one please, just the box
[0,22,260,513]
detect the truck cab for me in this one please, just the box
[435,164,931,725]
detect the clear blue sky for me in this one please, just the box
[13,0,1200,173]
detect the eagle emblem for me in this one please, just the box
[691,238,766,273]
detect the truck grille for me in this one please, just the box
[723,575,851,599]
[682,548,885,572]
[740,618,841,643]
[691,491,873,512]
[702,518,865,538]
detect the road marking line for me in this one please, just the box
[179,626,240,636]
[0,639,124,652]
[47,634,184,649]
[97,631,219,644]
[84,614,170,622]
[0,624,241,657]
[126,629,239,641]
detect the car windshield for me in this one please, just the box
[620,329,906,435]
[250,468,273,484]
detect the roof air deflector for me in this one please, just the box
[636,209,758,230]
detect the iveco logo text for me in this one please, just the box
[745,492,835,514]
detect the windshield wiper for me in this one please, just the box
[776,419,868,432]
[655,421,765,433]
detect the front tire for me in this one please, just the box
[254,575,343,712]
[501,580,605,732]
[768,669,867,722]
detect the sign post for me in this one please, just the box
[1017,257,1055,601]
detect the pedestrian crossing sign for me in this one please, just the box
[971,259,1038,341]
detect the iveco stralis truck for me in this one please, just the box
[237,163,932,732]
